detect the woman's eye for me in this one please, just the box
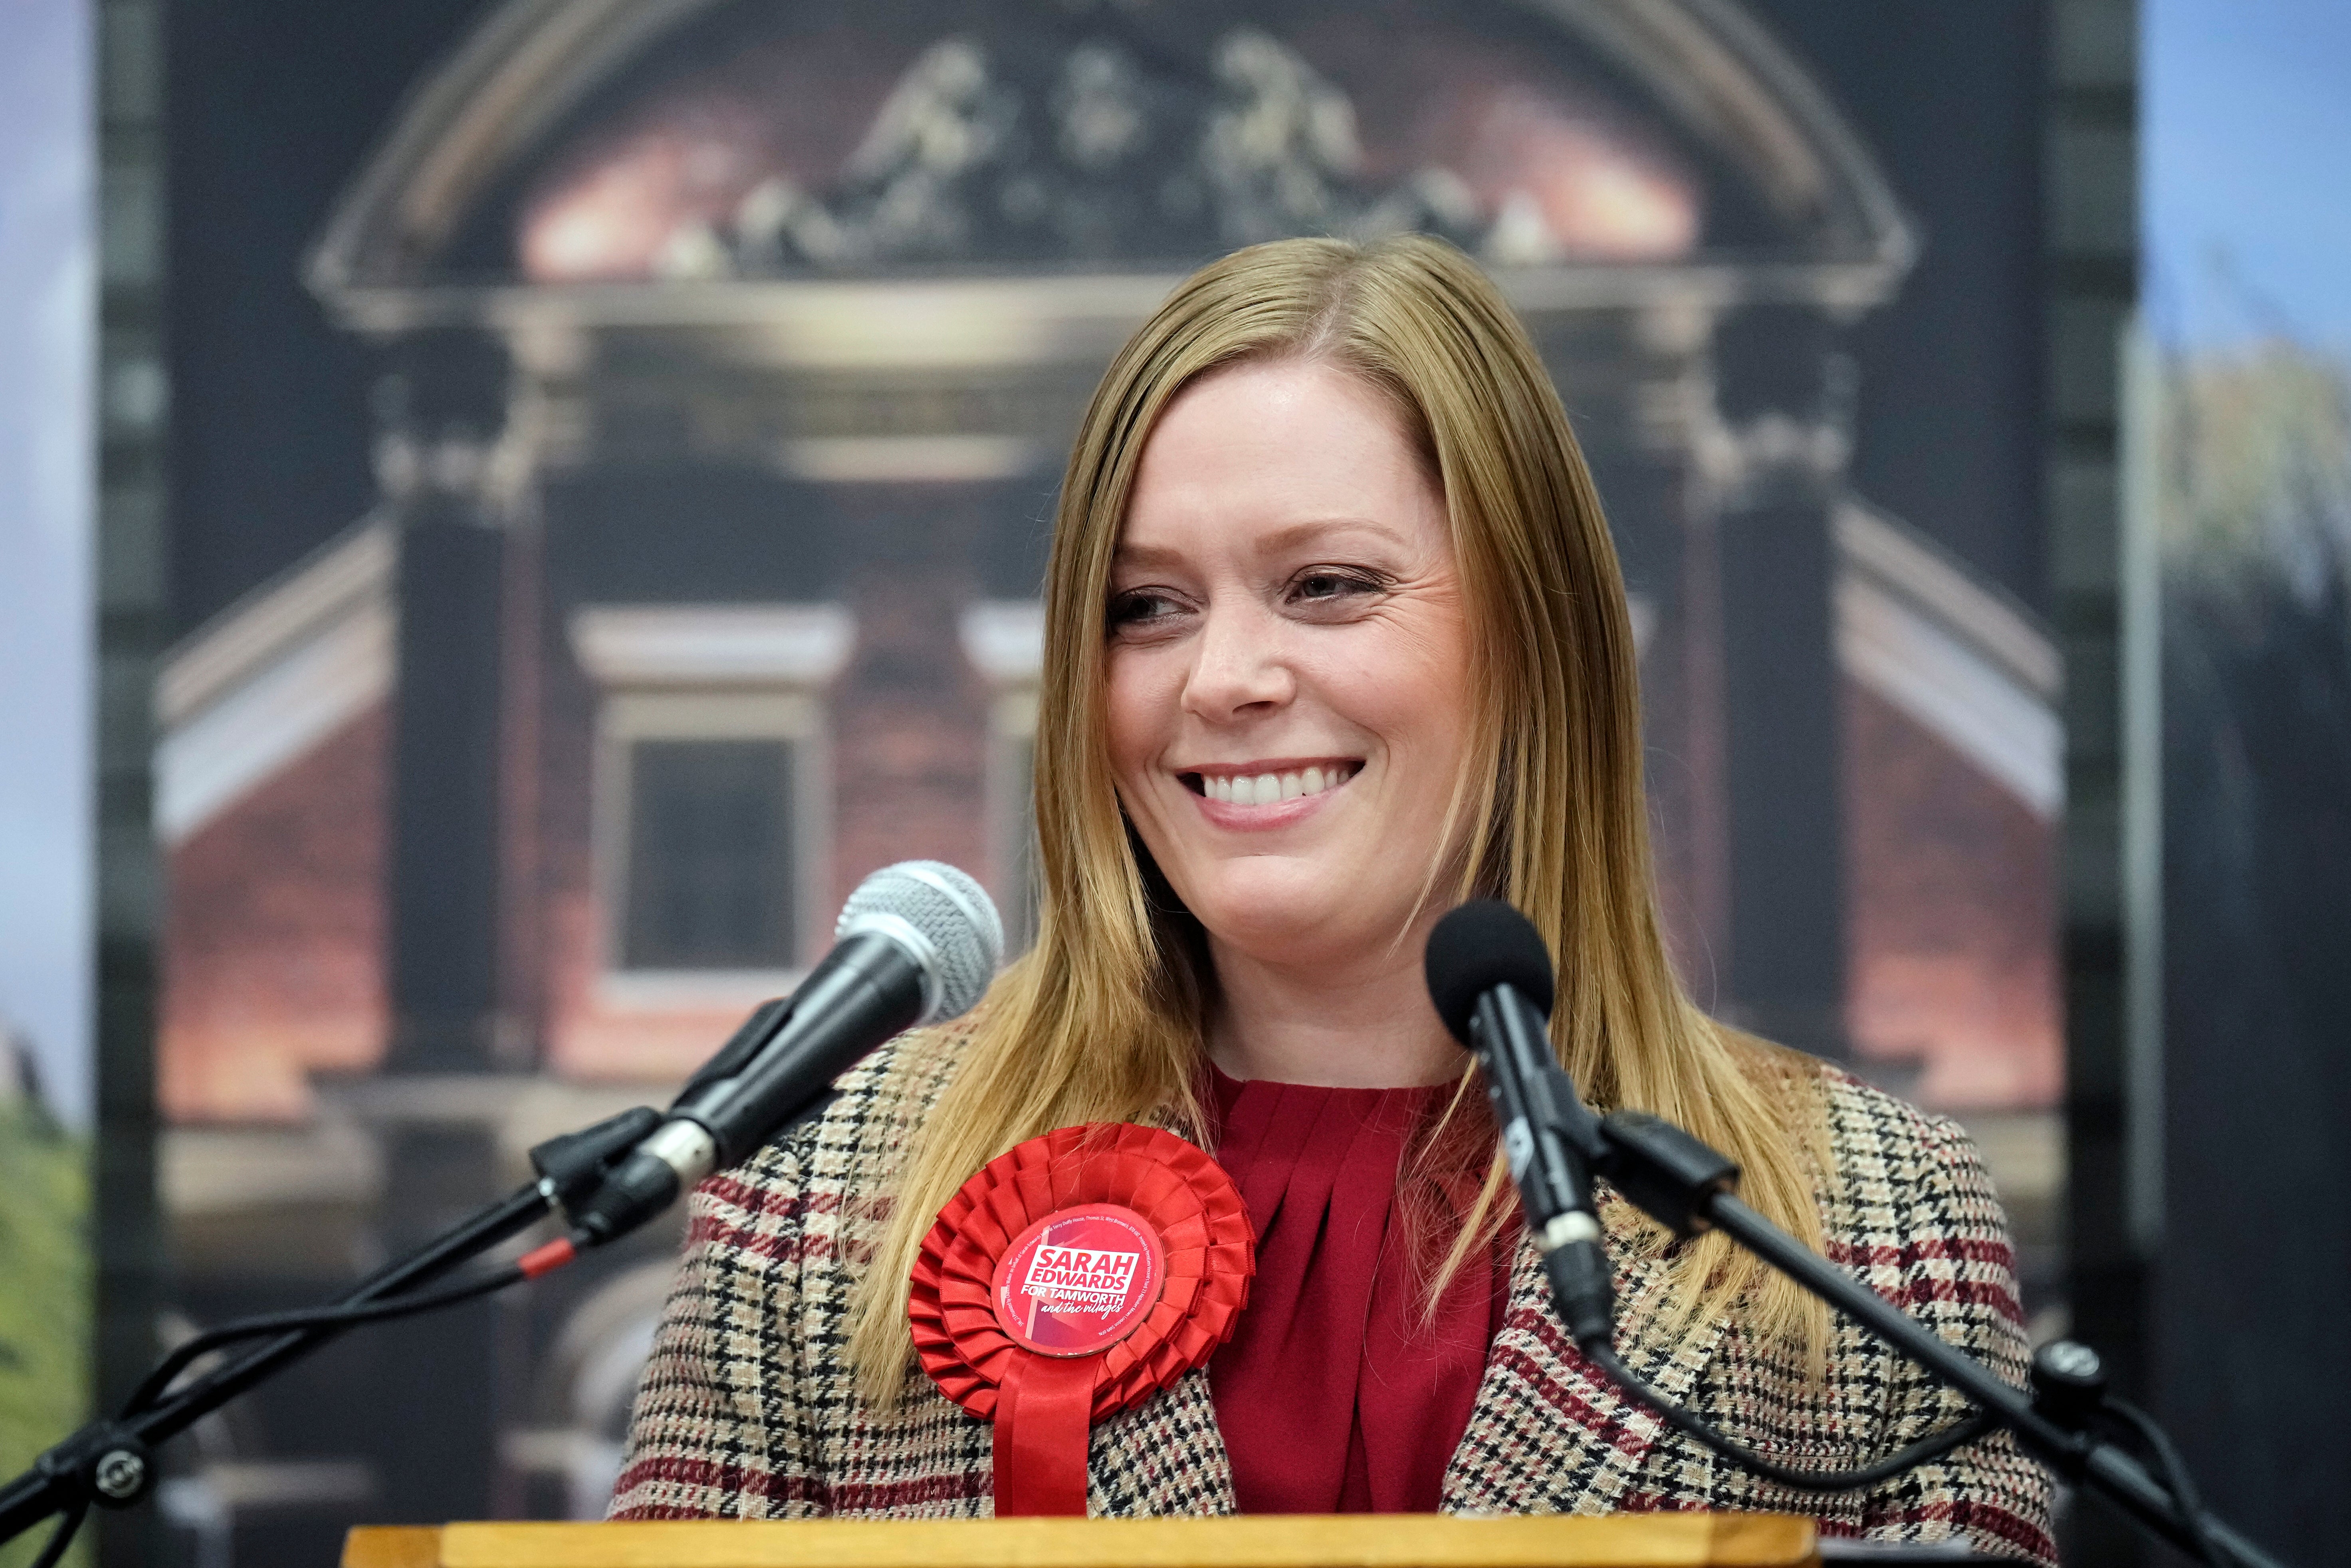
[1108,590,1180,630]
[1291,569,1382,604]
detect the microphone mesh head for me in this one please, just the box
[1424,899,1556,1046]
[835,861,1004,1023]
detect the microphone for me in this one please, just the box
[1424,900,1616,1352]
[567,860,1004,1245]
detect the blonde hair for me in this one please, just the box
[849,234,1831,1398]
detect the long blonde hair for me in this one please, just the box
[849,234,1830,1398]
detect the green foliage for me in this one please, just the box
[2159,339,2351,595]
[0,1097,89,1568]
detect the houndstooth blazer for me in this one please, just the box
[610,1018,2056,1564]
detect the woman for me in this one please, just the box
[612,234,2056,1562]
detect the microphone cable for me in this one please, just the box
[24,1496,83,1568]
[2090,1397,2224,1566]
[1580,1341,1998,1492]
[118,1248,565,1419]
[1587,1344,2233,1567]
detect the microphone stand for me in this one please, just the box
[0,1105,664,1556]
[1554,1105,2290,1568]
[6,862,995,1562]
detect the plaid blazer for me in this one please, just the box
[611,1019,2056,1564]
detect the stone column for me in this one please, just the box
[368,329,514,1525]
[1701,304,1856,1062]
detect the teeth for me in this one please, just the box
[1199,766,1356,805]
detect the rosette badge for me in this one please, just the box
[908,1123,1255,1515]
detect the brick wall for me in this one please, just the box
[160,706,391,1122]
[1843,682,2061,1109]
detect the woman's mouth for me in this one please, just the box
[1180,761,1362,807]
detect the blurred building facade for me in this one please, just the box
[151,1,2062,1560]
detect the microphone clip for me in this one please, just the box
[1588,1111,1740,1240]
[528,1106,664,1208]
[528,1105,692,1251]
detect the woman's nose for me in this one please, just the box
[1181,600,1294,719]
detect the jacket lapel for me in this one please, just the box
[1088,1364,1238,1516]
[1081,1115,1241,1517]
[1439,1197,1726,1515]
[1080,1124,1724,1518]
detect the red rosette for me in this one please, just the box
[908,1123,1255,1515]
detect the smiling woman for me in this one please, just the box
[1106,359,1474,1087]
[611,236,2054,1559]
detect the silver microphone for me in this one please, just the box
[568,860,1002,1244]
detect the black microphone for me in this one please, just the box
[1425,900,1616,1352]
[567,860,1003,1246]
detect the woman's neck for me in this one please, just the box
[1202,923,1463,1088]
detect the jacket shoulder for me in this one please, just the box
[1711,1066,2052,1562]
[1811,1064,2007,1218]
[1803,1063,2022,1329]
[831,1012,976,1132]
[725,1012,981,1204]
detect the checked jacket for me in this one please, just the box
[610,1018,2056,1564]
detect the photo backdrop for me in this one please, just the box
[154,2,2058,1560]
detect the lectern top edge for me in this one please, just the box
[349,1512,1821,1568]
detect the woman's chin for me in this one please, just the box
[1185,867,1406,969]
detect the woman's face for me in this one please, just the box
[1105,358,1475,974]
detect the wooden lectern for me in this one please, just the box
[343,1513,1820,1568]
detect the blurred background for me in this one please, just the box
[0,0,2341,1563]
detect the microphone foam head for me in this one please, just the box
[1424,900,1556,1046]
[837,861,1004,1024]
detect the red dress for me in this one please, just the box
[1207,1068,1511,1514]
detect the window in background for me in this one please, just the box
[620,733,799,970]
[572,604,853,1005]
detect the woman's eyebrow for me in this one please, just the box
[1254,516,1409,553]
[1110,540,1188,572]
[1113,517,1407,568]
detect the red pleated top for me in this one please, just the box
[1206,1067,1512,1514]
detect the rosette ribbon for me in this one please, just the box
[908,1122,1255,1516]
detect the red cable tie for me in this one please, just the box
[518,1237,577,1279]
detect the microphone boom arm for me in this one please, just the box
[1421,901,2279,1566]
[1582,1111,2289,1568]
